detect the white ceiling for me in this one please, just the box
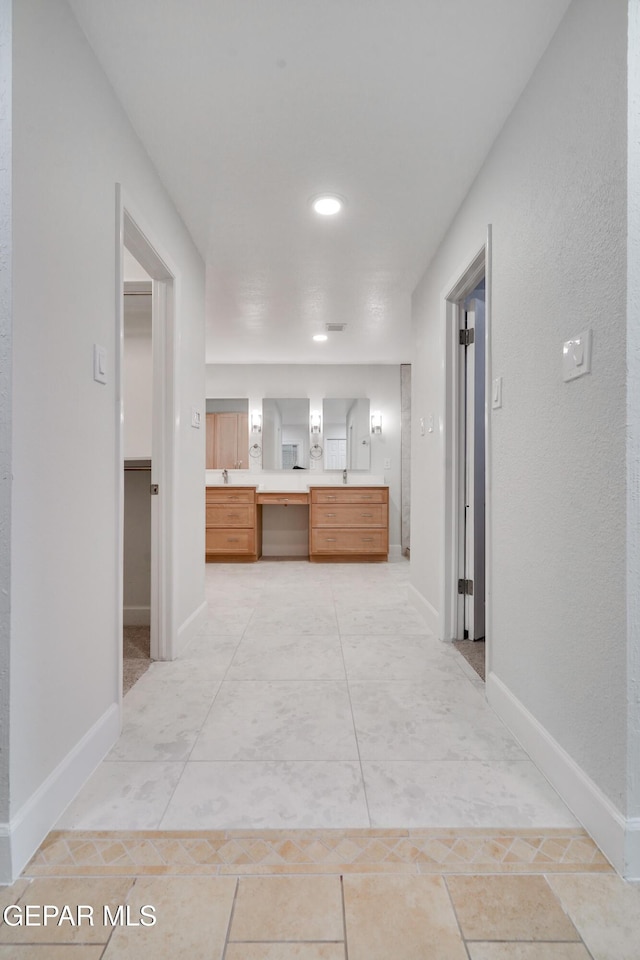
[69,0,571,364]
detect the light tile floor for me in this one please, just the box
[12,559,640,957]
[3,868,640,958]
[58,558,577,832]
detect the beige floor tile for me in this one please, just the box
[0,878,133,944]
[0,949,104,959]
[467,945,592,960]
[547,874,640,960]
[101,876,236,959]
[0,879,31,913]
[230,877,343,942]
[225,946,345,960]
[343,874,467,960]
[446,876,579,941]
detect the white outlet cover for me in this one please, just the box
[563,329,592,382]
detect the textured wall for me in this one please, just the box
[627,0,640,828]
[0,0,11,849]
[10,0,205,832]
[411,0,628,810]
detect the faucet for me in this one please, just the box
[343,468,348,484]
[222,469,229,484]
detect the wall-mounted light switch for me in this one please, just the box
[563,329,592,382]
[384,458,391,470]
[93,344,107,384]
[191,407,201,428]
[419,417,426,436]
[492,377,502,409]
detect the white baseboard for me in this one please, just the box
[0,703,119,884]
[175,601,208,659]
[123,605,150,626]
[389,544,402,558]
[487,672,628,877]
[408,583,438,635]
[625,818,640,881]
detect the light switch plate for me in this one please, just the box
[563,329,592,382]
[191,407,201,428]
[492,377,502,409]
[93,344,107,384]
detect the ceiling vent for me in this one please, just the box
[326,323,347,332]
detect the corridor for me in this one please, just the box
[57,558,574,831]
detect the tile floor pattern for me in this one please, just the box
[9,559,640,958]
[3,866,640,959]
[59,558,578,832]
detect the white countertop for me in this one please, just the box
[205,470,387,492]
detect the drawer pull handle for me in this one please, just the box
[227,538,240,543]
[326,496,337,500]
[361,537,374,542]
[325,513,336,517]
[228,496,240,501]
[360,513,373,517]
[324,538,337,542]
[227,513,240,518]
[360,496,373,500]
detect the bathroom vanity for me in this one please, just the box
[205,484,389,562]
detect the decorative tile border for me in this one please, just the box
[25,828,613,878]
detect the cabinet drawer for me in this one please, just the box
[311,487,387,504]
[311,503,386,527]
[206,487,255,504]
[257,492,309,505]
[206,504,254,527]
[310,528,387,554]
[206,528,255,554]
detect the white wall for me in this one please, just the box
[205,363,403,547]
[5,0,205,880]
[627,0,640,877]
[411,0,630,871]
[0,0,11,880]
[123,296,152,459]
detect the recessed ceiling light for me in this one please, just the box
[313,334,328,342]
[311,194,344,216]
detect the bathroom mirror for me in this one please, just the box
[205,398,249,469]
[262,398,310,470]
[322,398,371,470]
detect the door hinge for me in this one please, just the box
[458,578,474,595]
[459,328,475,346]
[150,484,159,496]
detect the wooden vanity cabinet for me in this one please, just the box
[205,486,261,561]
[309,486,389,561]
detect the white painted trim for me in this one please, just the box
[0,704,119,884]
[440,239,487,643]
[625,818,640,881]
[118,189,179,666]
[487,671,627,876]
[408,582,438,635]
[175,601,208,658]
[389,544,402,557]
[123,606,151,626]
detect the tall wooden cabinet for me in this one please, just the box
[206,412,249,469]
[309,486,389,561]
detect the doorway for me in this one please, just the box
[440,236,491,656]
[116,189,177,702]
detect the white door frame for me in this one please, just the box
[440,228,492,656]
[115,185,177,698]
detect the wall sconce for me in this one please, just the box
[251,410,262,433]
[371,411,383,434]
[310,410,322,434]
